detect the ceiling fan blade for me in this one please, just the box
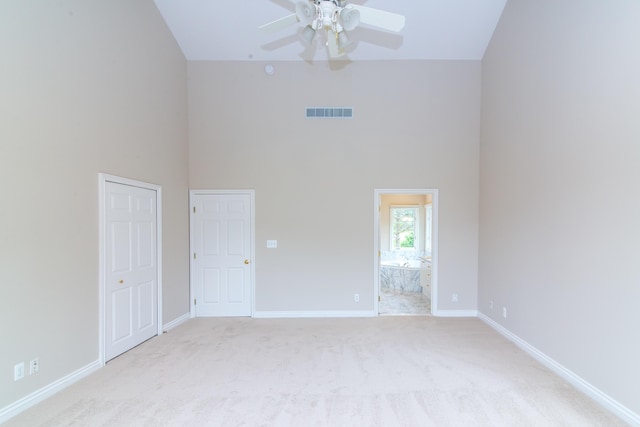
[326,30,345,59]
[259,13,299,33]
[269,0,296,13]
[261,33,301,52]
[349,5,405,32]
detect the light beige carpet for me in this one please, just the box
[6,317,626,426]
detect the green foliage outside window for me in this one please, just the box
[391,206,418,250]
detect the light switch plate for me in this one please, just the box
[14,363,24,381]
[266,240,278,249]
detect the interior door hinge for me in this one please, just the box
[193,253,196,260]
[194,298,196,305]
[193,206,196,213]
[378,295,381,302]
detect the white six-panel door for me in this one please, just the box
[191,192,253,317]
[105,182,158,360]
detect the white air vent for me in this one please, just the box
[306,107,353,119]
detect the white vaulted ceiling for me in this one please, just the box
[153,0,507,62]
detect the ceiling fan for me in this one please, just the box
[259,0,405,59]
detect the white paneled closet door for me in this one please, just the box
[105,181,158,361]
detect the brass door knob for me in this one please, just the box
[244,259,250,265]
[119,280,124,284]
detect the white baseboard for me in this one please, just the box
[253,310,376,318]
[254,310,479,319]
[433,309,478,317]
[163,312,190,331]
[477,312,640,427]
[0,312,188,425]
[0,359,101,425]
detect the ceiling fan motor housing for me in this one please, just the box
[313,0,347,6]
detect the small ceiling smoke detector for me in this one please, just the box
[264,64,275,75]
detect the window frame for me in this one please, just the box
[389,205,419,251]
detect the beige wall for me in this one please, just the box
[0,0,189,409]
[4,0,636,420]
[479,0,640,415]
[188,60,480,313]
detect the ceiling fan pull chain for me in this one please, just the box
[331,8,339,34]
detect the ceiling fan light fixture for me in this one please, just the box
[301,24,316,45]
[337,30,351,49]
[338,7,360,31]
[259,0,405,60]
[295,1,317,25]
[326,30,345,58]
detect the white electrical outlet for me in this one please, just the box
[354,293,360,303]
[29,358,39,374]
[502,307,507,318]
[14,362,24,381]
[489,300,494,309]
[451,293,458,302]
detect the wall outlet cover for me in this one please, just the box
[29,358,39,374]
[14,362,25,381]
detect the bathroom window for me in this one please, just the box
[390,206,418,250]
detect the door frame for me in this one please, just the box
[189,189,256,318]
[98,173,163,365]
[374,189,439,315]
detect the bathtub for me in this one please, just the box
[380,260,422,292]
[380,260,422,269]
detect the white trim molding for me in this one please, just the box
[434,310,478,317]
[374,189,439,316]
[163,313,191,332]
[478,312,640,426]
[0,360,101,424]
[253,310,376,319]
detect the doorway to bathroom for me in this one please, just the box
[374,189,438,316]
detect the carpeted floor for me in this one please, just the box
[6,317,626,426]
